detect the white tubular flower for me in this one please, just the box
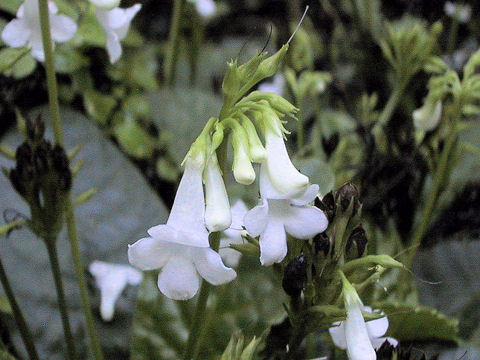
[244,167,328,266]
[189,0,216,18]
[1,0,77,62]
[329,306,398,356]
[128,156,236,300]
[258,74,286,96]
[219,200,248,267]
[95,3,142,64]
[413,100,442,132]
[88,261,143,322]
[263,129,309,197]
[204,152,231,232]
[230,122,256,185]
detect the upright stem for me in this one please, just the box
[182,232,221,360]
[374,79,408,132]
[37,1,104,358]
[165,0,186,87]
[0,257,39,360]
[45,240,77,360]
[446,18,459,54]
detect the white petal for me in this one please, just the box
[126,266,143,285]
[157,256,199,300]
[258,74,285,95]
[370,336,397,350]
[104,4,141,30]
[366,315,389,339]
[128,236,172,271]
[194,0,216,18]
[89,0,121,10]
[193,247,236,285]
[328,322,347,349]
[105,30,122,63]
[283,205,328,239]
[259,218,287,266]
[264,132,309,195]
[243,199,269,237]
[22,0,40,21]
[345,303,377,360]
[50,15,77,42]
[225,199,248,236]
[204,153,231,232]
[1,19,31,47]
[219,246,242,268]
[28,32,45,62]
[290,184,319,206]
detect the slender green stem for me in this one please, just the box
[0,257,39,360]
[38,0,63,145]
[165,0,186,87]
[182,233,221,360]
[45,240,77,360]
[65,196,105,360]
[374,79,408,132]
[446,18,459,54]
[37,1,104,358]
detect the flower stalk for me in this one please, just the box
[37,1,104,358]
[165,0,186,86]
[0,256,39,360]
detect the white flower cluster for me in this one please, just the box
[128,90,328,300]
[1,0,141,63]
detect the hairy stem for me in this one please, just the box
[165,0,186,87]
[0,257,39,360]
[45,240,77,359]
[37,1,104,358]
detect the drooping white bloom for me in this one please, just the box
[258,74,285,96]
[1,0,77,62]
[219,200,248,267]
[263,130,309,197]
[413,100,442,131]
[204,152,231,232]
[88,260,143,321]
[244,167,328,266]
[128,156,236,300]
[95,3,142,64]
[329,306,398,356]
[188,0,216,18]
[444,2,471,23]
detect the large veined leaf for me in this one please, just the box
[374,301,459,342]
[0,107,168,359]
[130,258,286,360]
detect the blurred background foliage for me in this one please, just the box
[1,0,480,359]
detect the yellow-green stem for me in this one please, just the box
[37,1,104,358]
[165,0,186,87]
[0,256,39,360]
[373,79,408,133]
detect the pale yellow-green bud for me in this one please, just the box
[237,53,265,80]
[89,0,120,9]
[250,44,289,84]
[225,119,256,185]
[211,122,224,153]
[236,113,266,163]
[241,91,298,116]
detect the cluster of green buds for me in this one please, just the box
[5,116,71,241]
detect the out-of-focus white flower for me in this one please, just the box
[413,100,442,131]
[204,152,231,232]
[1,0,77,62]
[188,0,216,18]
[128,156,236,300]
[89,261,143,321]
[444,2,471,23]
[95,3,141,63]
[244,167,327,266]
[219,200,249,267]
[258,74,285,96]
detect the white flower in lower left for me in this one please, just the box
[89,261,143,321]
[128,156,236,300]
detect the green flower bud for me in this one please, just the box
[254,44,289,81]
[211,122,225,153]
[237,53,265,80]
[222,60,241,98]
[241,91,298,116]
